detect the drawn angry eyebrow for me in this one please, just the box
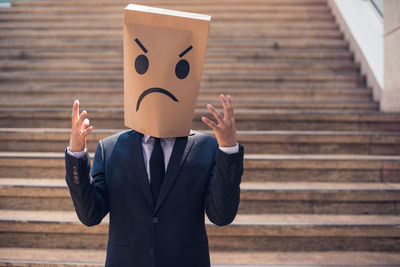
[179,45,193,58]
[135,38,148,53]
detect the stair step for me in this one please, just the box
[0,97,378,111]
[0,248,400,267]
[0,48,354,61]
[236,130,400,155]
[0,59,359,73]
[0,71,362,79]
[0,38,348,50]
[0,152,399,182]
[0,21,339,31]
[240,181,400,214]
[0,29,343,40]
[1,248,400,266]
[0,72,365,88]
[2,109,400,131]
[0,210,399,251]
[9,0,330,7]
[0,5,332,15]
[2,128,399,155]
[0,178,399,214]
[0,85,372,101]
[0,13,335,23]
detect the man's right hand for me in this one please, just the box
[69,100,94,152]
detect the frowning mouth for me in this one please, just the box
[136,87,179,111]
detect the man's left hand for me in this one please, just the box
[202,94,237,147]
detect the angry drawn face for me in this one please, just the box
[133,38,193,111]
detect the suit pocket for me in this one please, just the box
[108,239,128,247]
[105,240,131,267]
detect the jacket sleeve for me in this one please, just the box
[205,144,244,226]
[65,140,109,226]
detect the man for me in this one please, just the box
[65,94,244,267]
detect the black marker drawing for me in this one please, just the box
[135,38,148,53]
[134,39,194,111]
[179,45,193,58]
[134,38,149,74]
[176,45,192,79]
[136,88,179,111]
[175,60,190,79]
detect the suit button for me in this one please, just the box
[149,249,155,256]
[152,217,159,224]
[73,171,78,176]
[74,175,79,184]
[73,166,78,171]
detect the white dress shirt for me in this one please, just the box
[67,134,239,183]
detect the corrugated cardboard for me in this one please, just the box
[123,4,211,138]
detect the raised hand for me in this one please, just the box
[69,100,94,152]
[201,94,237,147]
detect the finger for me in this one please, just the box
[207,104,224,125]
[75,110,87,129]
[81,118,89,131]
[82,126,94,138]
[201,116,218,130]
[220,94,230,120]
[71,100,79,126]
[227,95,234,119]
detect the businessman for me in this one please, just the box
[65,94,244,267]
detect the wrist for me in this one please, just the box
[219,139,237,147]
[219,143,237,148]
[69,145,85,152]
[219,143,239,154]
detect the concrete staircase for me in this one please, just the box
[1,0,400,266]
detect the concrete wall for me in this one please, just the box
[381,0,400,111]
[330,0,400,112]
[328,0,383,102]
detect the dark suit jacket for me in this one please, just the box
[65,130,244,267]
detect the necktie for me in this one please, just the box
[150,138,165,203]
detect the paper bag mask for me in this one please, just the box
[123,4,211,138]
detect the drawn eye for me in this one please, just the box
[135,54,149,75]
[175,59,190,79]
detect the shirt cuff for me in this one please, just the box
[218,143,239,154]
[66,147,87,159]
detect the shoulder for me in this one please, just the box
[100,129,133,150]
[190,130,218,148]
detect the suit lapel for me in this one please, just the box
[154,133,195,214]
[128,131,155,210]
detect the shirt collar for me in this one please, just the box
[143,134,176,144]
[143,134,152,143]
